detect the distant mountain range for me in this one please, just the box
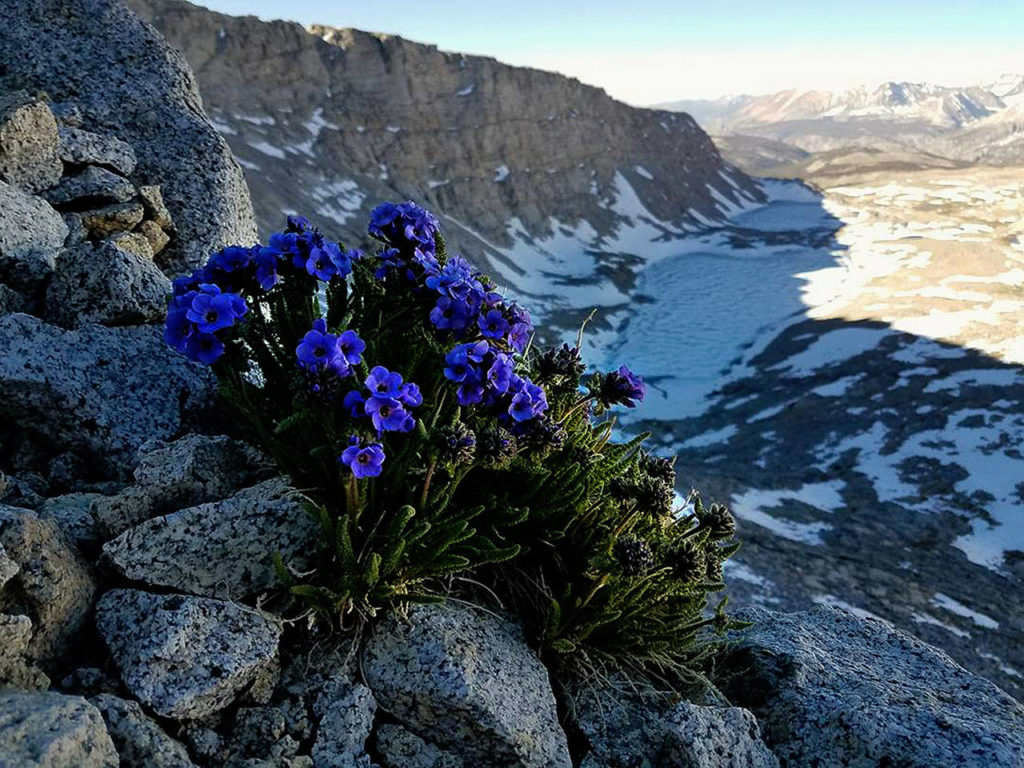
[659,76,1024,169]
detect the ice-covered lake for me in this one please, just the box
[607,199,841,419]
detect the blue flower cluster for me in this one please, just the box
[295,319,366,398]
[369,202,441,265]
[165,217,360,364]
[443,341,548,424]
[343,366,422,436]
[367,201,546,427]
[339,435,386,479]
[423,255,532,352]
[270,215,359,284]
[164,283,248,364]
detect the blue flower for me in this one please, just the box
[369,201,440,256]
[163,304,193,352]
[509,392,538,422]
[208,245,252,274]
[486,353,513,394]
[184,332,224,365]
[399,382,423,407]
[338,330,365,366]
[185,285,248,333]
[598,365,646,408]
[286,215,313,233]
[505,375,548,422]
[343,390,366,418]
[457,378,485,406]
[253,246,283,290]
[464,340,490,363]
[269,231,302,266]
[444,346,472,383]
[424,256,475,295]
[430,296,472,331]
[365,366,404,399]
[508,322,532,353]
[172,271,205,297]
[339,436,385,479]
[305,244,338,281]
[325,242,354,278]
[478,309,510,340]
[296,319,349,378]
[365,396,413,433]
[374,247,404,278]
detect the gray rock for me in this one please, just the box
[38,493,103,556]
[0,314,215,478]
[0,614,50,691]
[80,200,145,237]
[0,180,66,294]
[96,589,282,720]
[109,230,155,261]
[102,478,315,600]
[92,434,264,538]
[374,724,465,768]
[43,165,136,207]
[0,691,118,767]
[45,239,170,328]
[0,93,62,193]
[57,125,137,176]
[0,474,44,510]
[0,0,258,273]
[363,603,572,768]
[180,725,225,765]
[0,282,28,313]
[138,185,173,230]
[311,679,376,768]
[138,219,171,256]
[720,606,1024,768]
[227,706,286,759]
[0,543,17,589]
[0,505,96,667]
[574,680,778,768]
[91,693,197,768]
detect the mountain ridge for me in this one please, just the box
[659,77,1024,165]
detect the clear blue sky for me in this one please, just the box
[199,1,1024,103]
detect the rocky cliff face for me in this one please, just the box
[0,0,257,273]
[0,0,256,483]
[128,0,765,338]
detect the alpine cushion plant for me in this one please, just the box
[163,201,743,684]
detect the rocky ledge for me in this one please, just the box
[0,434,1021,766]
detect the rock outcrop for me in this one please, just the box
[720,606,1024,768]
[96,589,283,720]
[0,314,214,479]
[90,693,198,768]
[0,505,96,669]
[0,0,260,484]
[363,603,572,768]
[574,680,778,768]
[0,691,119,767]
[101,477,316,600]
[90,434,264,537]
[0,0,257,273]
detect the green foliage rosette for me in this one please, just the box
[163,201,744,679]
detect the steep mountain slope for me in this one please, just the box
[661,78,1024,162]
[127,0,763,287]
